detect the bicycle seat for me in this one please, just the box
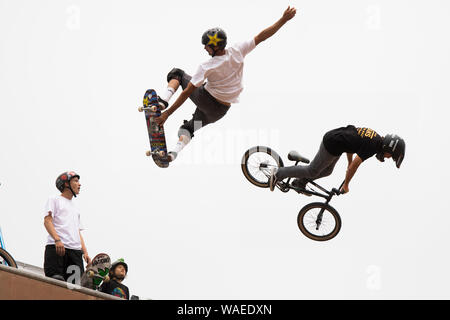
[288,151,310,164]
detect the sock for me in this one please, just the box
[159,87,175,103]
[172,135,191,154]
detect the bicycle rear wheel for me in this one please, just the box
[241,146,284,188]
[297,202,342,241]
[0,248,18,268]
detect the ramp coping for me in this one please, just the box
[0,263,123,300]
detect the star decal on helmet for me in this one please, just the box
[207,33,223,47]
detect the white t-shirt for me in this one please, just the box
[44,195,84,250]
[190,38,256,104]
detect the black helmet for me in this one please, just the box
[111,258,128,274]
[56,171,80,196]
[376,134,405,168]
[202,28,227,51]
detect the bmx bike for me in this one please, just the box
[241,146,345,241]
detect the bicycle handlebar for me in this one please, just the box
[332,181,346,196]
[332,188,342,195]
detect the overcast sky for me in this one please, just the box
[1,0,449,299]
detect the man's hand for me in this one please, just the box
[254,6,297,46]
[340,183,349,194]
[84,254,91,265]
[342,155,362,195]
[155,111,169,126]
[55,240,65,256]
[281,6,297,22]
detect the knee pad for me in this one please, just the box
[178,134,191,145]
[178,120,194,139]
[167,68,185,83]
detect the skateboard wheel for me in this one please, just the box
[138,107,144,112]
[150,106,157,112]
[87,270,95,278]
[146,151,151,157]
[104,275,110,282]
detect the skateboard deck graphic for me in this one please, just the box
[80,253,111,290]
[139,89,169,168]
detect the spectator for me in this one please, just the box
[43,171,90,282]
[100,258,130,300]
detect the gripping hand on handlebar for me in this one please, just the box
[332,181,348,195]
[339,183,349,194]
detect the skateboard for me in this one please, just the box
[138,89,169,168]
[80,253,111,290]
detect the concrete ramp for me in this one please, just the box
[0,264,122,300]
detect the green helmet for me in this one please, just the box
[111,258,128,274]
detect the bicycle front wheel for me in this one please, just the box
[241,146,284,188]
[0,248,18,268]
[297,202,342,241]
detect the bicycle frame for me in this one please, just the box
[243,147,345,240]
[272,159,344,231]
[0,227,5,249]
[275,160,343,201]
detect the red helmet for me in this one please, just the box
[56,171,80,195]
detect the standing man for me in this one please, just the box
[154,6,297,162]
[43,171,91,283]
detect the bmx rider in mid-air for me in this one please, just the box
[269,125,406,194]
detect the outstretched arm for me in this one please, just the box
[155,82,197,126]
[341,155,363,194]
[254,6,297,46]
[346,153,354,167]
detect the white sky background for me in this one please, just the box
[0,0,449,299]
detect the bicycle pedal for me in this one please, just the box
[293,187,312,197]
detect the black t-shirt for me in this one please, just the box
[323,125,382,161]
[100,279,130,300]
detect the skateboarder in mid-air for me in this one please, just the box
[269,126,406,194]
[154,6,297,162]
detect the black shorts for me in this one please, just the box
[44,245,84,283]
[179,72,230,138]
